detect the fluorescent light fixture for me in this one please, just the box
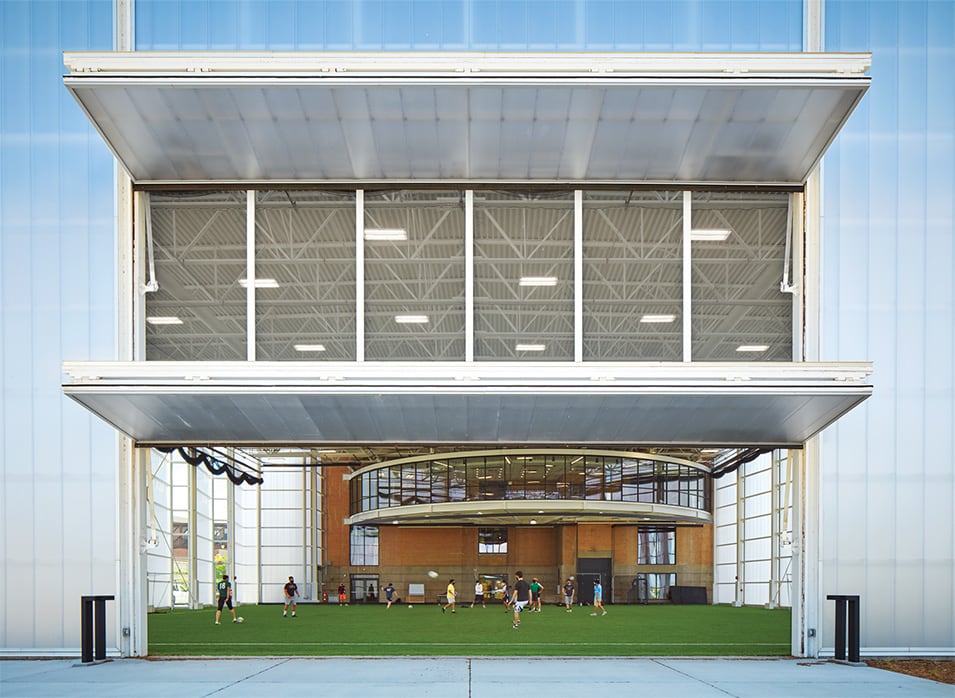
[394,314,429,324]
[364,228,407,241]
[519,276,558,287]
[640,313,676,323]
[515,343,546,351]
[146,316,183,325]
[294,344,326,352]
[736,344,769,352]
[238,278,280,288]
[690,229,731,241]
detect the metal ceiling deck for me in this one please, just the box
[63,51,870,186]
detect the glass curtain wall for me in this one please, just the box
[351,451,710,515]
[146,188,793,364]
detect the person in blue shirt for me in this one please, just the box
[590,578,607,616]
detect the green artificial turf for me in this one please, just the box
[148,603,791,657]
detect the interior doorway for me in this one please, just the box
[577,558,612,606]
[351,575,379,604]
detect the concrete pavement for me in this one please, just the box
[1,656,951,697]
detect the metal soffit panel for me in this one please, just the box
[63,52,871,186]
[62,361,872,447]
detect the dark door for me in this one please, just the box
[577,558,612,605]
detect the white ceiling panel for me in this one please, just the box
[63,361,871,447]
[64,52,869,186]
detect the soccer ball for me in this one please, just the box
[237,617,244,623]
[427,570,439,578]
[408,604,413,609]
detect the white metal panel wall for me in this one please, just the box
[145,452,174,608]
[0,0,116,655]
[820,0,955,654]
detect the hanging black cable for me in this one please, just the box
[155,447,263,486]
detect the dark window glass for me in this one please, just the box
[478,527,508,554]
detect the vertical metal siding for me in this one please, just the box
[823,0,955,652]
[0,0,116,652]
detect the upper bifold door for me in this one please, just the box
[62,361,872,447]
[63,51,870,187]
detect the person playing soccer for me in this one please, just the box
[509,571,531,629]
[215,573,238,624]
[283,576,298,617]
[442,579,456,614]
[471,579,485,608]
[383,582,397,608]
[591,577,607,616]
[338,582,347,606]
[563,578,575,611]
[530,577,543,612]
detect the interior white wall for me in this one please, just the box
[259,466,315,604]
[234,481,260,606]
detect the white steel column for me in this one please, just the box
[682,191,692,361]
[227,467,235,587]
[768,451,780,609]
[187,464,199,611]
[132,191,147,361]
[309,464,320,599]
[795,0,825,658]
[465,190,474,362]
[735,466,745,606]
[574,190,583,362]
[246,191,256,361]
[356,190,365,362]
[114,0,144,657]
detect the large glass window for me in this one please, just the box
[583,190,683,360]
[478,527,508,554]
[255,190,356,360]
[474,191,574,360]
[364,190,465,360]
[691,191,792,361]
[350,451,711,515]
[350,525,379,566]
[146,191,248,360]
[146,187,800,364]
[638,528,676,565]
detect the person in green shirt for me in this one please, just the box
[215,573,238,624]
[530,578,543,612]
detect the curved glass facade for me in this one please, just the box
[349,450,711,518]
